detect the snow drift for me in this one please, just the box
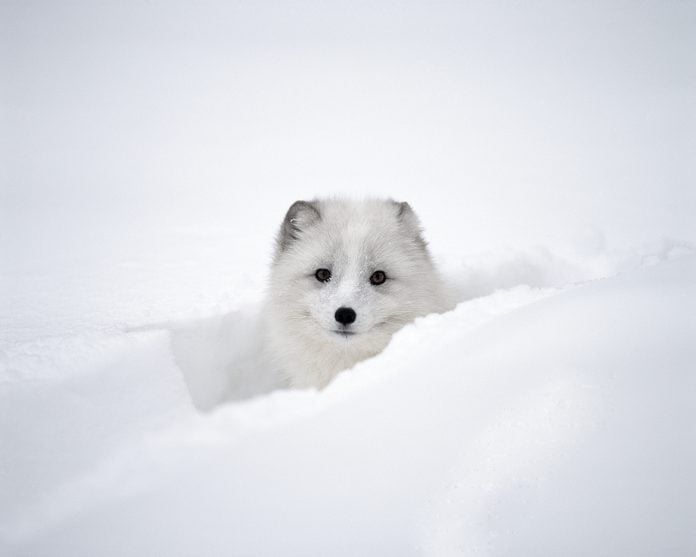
[2,252,695,556]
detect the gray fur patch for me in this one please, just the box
[276,200,321,254]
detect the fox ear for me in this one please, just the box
[277,200,321,252]
[393,200,427,249]
[395,201,416,222]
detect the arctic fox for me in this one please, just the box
[265,198,451,389]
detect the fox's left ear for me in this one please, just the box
[277,200,321,253]
[393,201,428,249]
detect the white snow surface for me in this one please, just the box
[2,252,695,556]
[2,1,696,555]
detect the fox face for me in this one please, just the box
[266,198,448,388]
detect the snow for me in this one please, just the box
[3,256,695,555]
[2,1,695,555]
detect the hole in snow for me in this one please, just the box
[167,306,283,411]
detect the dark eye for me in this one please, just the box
[370,270,387,285]
[315,268,331,282]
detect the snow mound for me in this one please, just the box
[2,254,694,556]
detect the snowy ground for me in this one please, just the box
[2,1,696,555]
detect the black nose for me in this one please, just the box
[334,307,357,326]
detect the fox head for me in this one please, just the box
[267,198,449,387]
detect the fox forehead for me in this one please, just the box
[273,197,429,278]
[292,224,414,275]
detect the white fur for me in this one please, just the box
[264,198,451,389]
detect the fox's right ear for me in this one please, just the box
[277,200,321,253]
[392,200,427,249]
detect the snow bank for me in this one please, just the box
[2,254,694,556]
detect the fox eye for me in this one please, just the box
[370,270,387,285]
[315,268,331,282]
